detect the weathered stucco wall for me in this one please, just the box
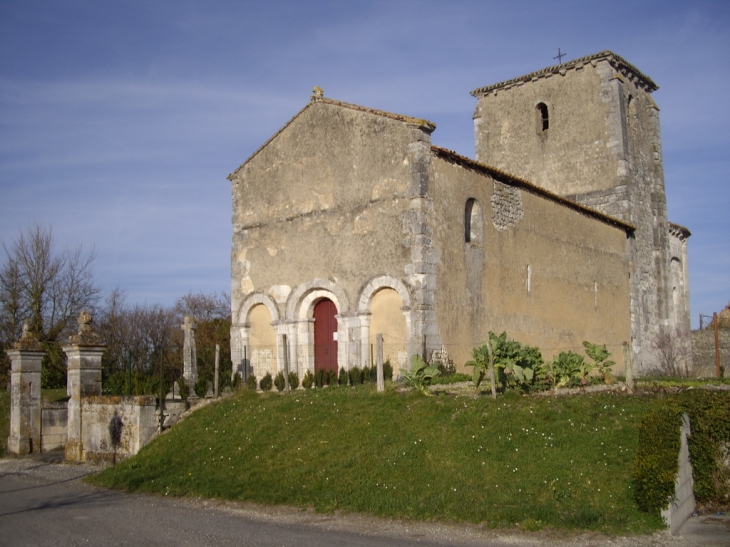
[229,99,435,379]
[430,151,632,369]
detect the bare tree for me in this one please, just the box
[650,328,694,377]
[0,224,100,387]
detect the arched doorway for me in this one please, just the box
[369,288,407,376]
[314,298,338,373]
[249,304,277,379]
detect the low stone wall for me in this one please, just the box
[692,329,730,377]
[41,402,68,452]
[80,395,157,463]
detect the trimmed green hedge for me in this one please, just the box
[633,390,730,514]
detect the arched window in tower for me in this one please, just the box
[536,102,549,132]
[464,198,483,244]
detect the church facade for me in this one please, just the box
[228,51,690,381]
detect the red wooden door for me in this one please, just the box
[314,299,338,373]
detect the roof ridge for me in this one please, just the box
[470,50,658,96]
[430,145,636,233]
[228,96,437,180]
[313,96,436,131]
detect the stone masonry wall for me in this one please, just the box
[692,329,730,377]
[41,402,68,452]
[81,395,157,463]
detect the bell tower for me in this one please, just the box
[471,51,689,372]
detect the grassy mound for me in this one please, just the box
[89,386,663,533]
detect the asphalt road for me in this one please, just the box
[0,457,726,547]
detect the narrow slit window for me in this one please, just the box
[464,198,483,244]
[537,102,549,132]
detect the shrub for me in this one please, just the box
[302,370,314,389]
[245,374,257,390]
[177,378,189,400]
[315,369,326,388]
[231,373,241,390]
[338,367,349,386]
[349,367,362,386]
[194,376,209,398]
[327,370,338,386]
[259,372,273,391]
[288,372,299,390]
[632,391,730,514]
[361,365,371,383]
[383,360,393,381]
[274,371,286,392]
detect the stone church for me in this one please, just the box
[228,51,691,381]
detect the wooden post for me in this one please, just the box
[376,334,384,393]
[714,313,721,378]
[422,334,427,363]
[214,344,220,398]
[623,341,634,392]
[485,339,497,400]
[242,345,247,384]
[283,334,291,393]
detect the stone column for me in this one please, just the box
[62,311,105,462]
[182,315,198,394]
[6,321,44,455]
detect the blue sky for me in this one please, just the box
[1,0,728,328]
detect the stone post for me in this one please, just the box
[62,311,105,462]
[6,321,44,455]
[182,315,198,396]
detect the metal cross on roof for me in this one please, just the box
[553,48,566,64]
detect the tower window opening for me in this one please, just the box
[464,198,483,244]
[536,102,549,132]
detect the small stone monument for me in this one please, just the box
[181,316,198,397]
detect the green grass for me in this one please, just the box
[0,389,8,458]
[89,386,664,533]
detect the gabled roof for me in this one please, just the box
[431,146,636,234]
[227,96,436,180]
[470,50,658,97]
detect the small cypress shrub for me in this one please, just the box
[259,372,273,391]
[302,370,314,389]
[327,370,338,386]
[338,367,349,386]
[194,376,209,398]
[288,371,299,390]
[315,369,326,388]
[349,366,362,386]
[361,365,371,383]
[274,371,286,392]
[177,378,189,400]
[245,374,257,390]
[383,359,394,381]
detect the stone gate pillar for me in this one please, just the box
[6,321,44,455]
[62,311,105,462]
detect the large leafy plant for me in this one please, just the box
[402,355,441,395]
[549,351,585,388]
[583,341,616,384]
[467,332,544,393]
